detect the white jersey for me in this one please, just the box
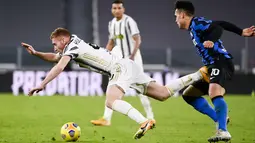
[108,14,140,58]
[62,35,120,76]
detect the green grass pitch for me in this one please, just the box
[0,94,254,143]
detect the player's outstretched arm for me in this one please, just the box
[28,56,71,96]
[213,21,255,37]
[203,22,255,48]
[21,42,61,63]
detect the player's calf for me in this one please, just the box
[146,82,171,101]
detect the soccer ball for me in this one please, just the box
[60,122,81,142]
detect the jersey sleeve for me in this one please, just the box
[108,21,114,40]
[212,21,243,35]
[127,18,140,36]
[62,42,79,60]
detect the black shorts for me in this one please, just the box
[207,56,234,87]
[193,56,235,94]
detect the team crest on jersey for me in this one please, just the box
[114,34,124,40]
[192,39,198,46]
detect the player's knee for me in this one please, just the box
[208,83,225,98]
[158,88,170,101]
[161,94,170,101]
[105,99,114,109]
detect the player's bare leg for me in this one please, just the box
[145,69,205,101]
[133,69,205,139]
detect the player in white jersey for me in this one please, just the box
[91,0,155,127]
[22,28,207,139]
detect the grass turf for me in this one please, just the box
[0,94,254,143]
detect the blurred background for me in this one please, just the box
[0,1,255,142]
[0,0,255,94]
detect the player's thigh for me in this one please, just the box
[128,66,168,101]
[145,81,170,101]
[183,80,209,97]
[207,58,234,98]
[106,61,131,107]
[208,83,225,98]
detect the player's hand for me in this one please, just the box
[21,42,37,55]
[242,26,255,37]
[129,55,135,60]
[28,85,45,96]
[203,41,214,48]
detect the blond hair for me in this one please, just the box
[50,27,71,39]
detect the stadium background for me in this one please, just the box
[0,0,254,94]
[0,1,255,143]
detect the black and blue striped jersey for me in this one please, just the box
[189,17,233,65]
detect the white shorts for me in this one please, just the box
[108,59,154,94]
[111,46,144,71]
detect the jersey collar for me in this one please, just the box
[188,16,195,31]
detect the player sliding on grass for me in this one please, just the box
[22,27,208,139]
[174,1,255,142]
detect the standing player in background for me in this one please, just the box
[174,1,255,142]
[91,0,155,126]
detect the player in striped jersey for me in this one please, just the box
[174,1,255,142]
[22,27,208,139]
[91,0,155,126]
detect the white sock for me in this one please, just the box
[112,100,147,124]
[103,106,113,122]
[138,94,154,119]
[165,71,202,95]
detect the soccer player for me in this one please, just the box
[174,1,255,142]
[22,27,206,139]
[90,0,155,126]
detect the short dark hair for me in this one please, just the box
[112,0,123,5]
[175,1,195,16]
[50,27,71,39]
